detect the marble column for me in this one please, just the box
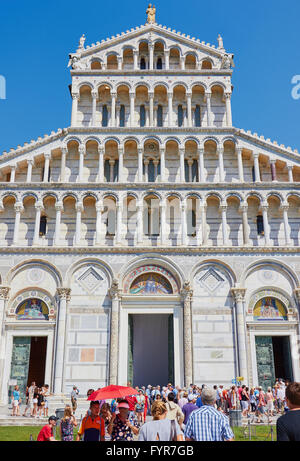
[91,91,98,126]
[181,199,188,245]
[138,148,143,182]
[225,93,232,126]
[179,148,185,182]
[164,49,170,70]
[43,153,51,183]
[118,147,124,183]
[240,202,250,246]
[187,93,192,127]
[200,203,208,245]
[26,159,34,183]
[133,50,138,70]
[181,282,193,388]
[237,147,244,182]
[60,147,67,183]
[220,201,229,246]
[261,202,271,246]
[115,200,123,245]
[144,159,149,183]
[287,164,294,183]
[160,197,167,245]
[13,202,24,245]
[109,280,121,385]
[281,203,291,246]
[160,147,166,182]
[136,199,144,244]
[78,145,85,183]
[198,148,205,183]
[75,202,83,246]
[117,56,122,70]
[168,92,173,126]
[10,165,16,183]
[0,287,10,404]
[111,92,117,127]
[206,92,212,126]
[33,201,44,246]
[54,288,71,394]
[231,288,248,383]
[54,201,63,246]
[218,147,225,182]
[253,152,261,182]
[71,93,79,126]
[187,159,193,183]
[95,200,103,245]
[97,146,104,182]
[109,160,115,183]
[149,43,154,70]
[149,92,154,127]
[270,159,277,182]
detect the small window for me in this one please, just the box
[195,105,201,127]
[157,57,163,69]
[157,105,163,127]
[140,105,146,127]
[178,105,184,127]
[257,215,264,235]
[120,105,125,127]
[102,105,108,127]
[39,216,47,236]
[140,58,146,69]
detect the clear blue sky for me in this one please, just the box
[0,0,299,153]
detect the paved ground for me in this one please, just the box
[0,402,281,427]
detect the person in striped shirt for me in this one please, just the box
[184,388,234,442]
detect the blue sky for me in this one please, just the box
[0,0,299,152]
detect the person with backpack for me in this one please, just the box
[139,400,183,441]
[60,405,77,441]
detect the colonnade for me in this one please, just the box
[2,143,297,185]
[2,191,299,248]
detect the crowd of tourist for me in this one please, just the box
[34,378,300,441]
[11,381,50,418]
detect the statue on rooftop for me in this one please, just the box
[146,4,156,24]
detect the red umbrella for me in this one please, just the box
[87,385,139,401]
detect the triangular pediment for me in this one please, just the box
[69,23,229,70]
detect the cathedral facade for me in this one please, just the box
[0,10,300,403]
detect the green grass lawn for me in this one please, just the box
[233,425,277,441]
[0,425,276,442]
[0,425,80,442]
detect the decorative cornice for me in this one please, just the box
[75,23,229,60]
[0,247,298,255]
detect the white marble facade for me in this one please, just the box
[0,17,300,403]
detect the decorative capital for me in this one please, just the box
[14,202,24,213]
[55,201,64,212]
[109,279,121,300]
[57,288,71,302]
[181,280,193,301]
[76,202,84,212]
[0,287,10,300]
[294,288,300,303]
[231,287,246,302]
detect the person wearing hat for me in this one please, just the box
[108,400,139,441]
[37,415,57,441]
[182,394,198,426]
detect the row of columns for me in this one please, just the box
[71,90,233,128]
[8,197,293,247]
[1,282,300,395]
[6,147,295,185]
[95,48,211,72]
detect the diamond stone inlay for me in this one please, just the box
[77,267,104,293]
